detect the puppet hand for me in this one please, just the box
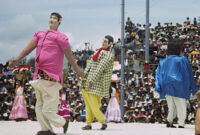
[153,91,160,99]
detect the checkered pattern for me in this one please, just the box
[84,50,114,98]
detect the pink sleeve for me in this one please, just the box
[32,32,39,43]
[56,34,70,51]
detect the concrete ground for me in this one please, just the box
[0,121,195,135]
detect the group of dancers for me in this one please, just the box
[8,12,199,135]
[8,12,122,135]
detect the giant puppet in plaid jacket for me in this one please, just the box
[83,49,114,98]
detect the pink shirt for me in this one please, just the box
[32,29,70,83]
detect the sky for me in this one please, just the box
[0,0,200,64]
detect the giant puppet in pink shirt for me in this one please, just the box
[32,29,70,83]
[8,12,84,135]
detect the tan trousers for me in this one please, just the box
[30,79,65,131]
[81,90,106,126]
[166,95,187,127]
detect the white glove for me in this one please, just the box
[190,94,196,100]
[153,91,160,99]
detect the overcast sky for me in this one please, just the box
[0,0,200,64]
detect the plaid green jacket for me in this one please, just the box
[83,49,114,98]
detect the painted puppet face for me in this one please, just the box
[49,15,60,30]
[102,38,110,49]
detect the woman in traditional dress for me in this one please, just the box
[58,91,71,119]
[9,79,28,121]
[105,82,122,123]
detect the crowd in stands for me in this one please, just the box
[0,17,200,125]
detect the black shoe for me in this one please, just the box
[37,130,56,135]
[37,130,49,135]
[16,118,26,122]
[178,126,184,128]
[166,122,176,128]
[100,124,107,130]
[82,125,92,130]
[63,119,69,134]
[49,132,56,135]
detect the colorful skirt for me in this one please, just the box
[9,95,28,120]
[105,96,122,122]
[58,100,71,119]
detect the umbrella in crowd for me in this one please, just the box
[12,66,31,73]
[3,71,15,76]
[190,51,200,55]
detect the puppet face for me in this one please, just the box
[102,38,110,49]
[49,15,60,30]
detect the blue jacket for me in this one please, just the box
[155,56,198,99]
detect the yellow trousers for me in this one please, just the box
[82,90,106,126]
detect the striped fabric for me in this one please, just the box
[83,49,114,98]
